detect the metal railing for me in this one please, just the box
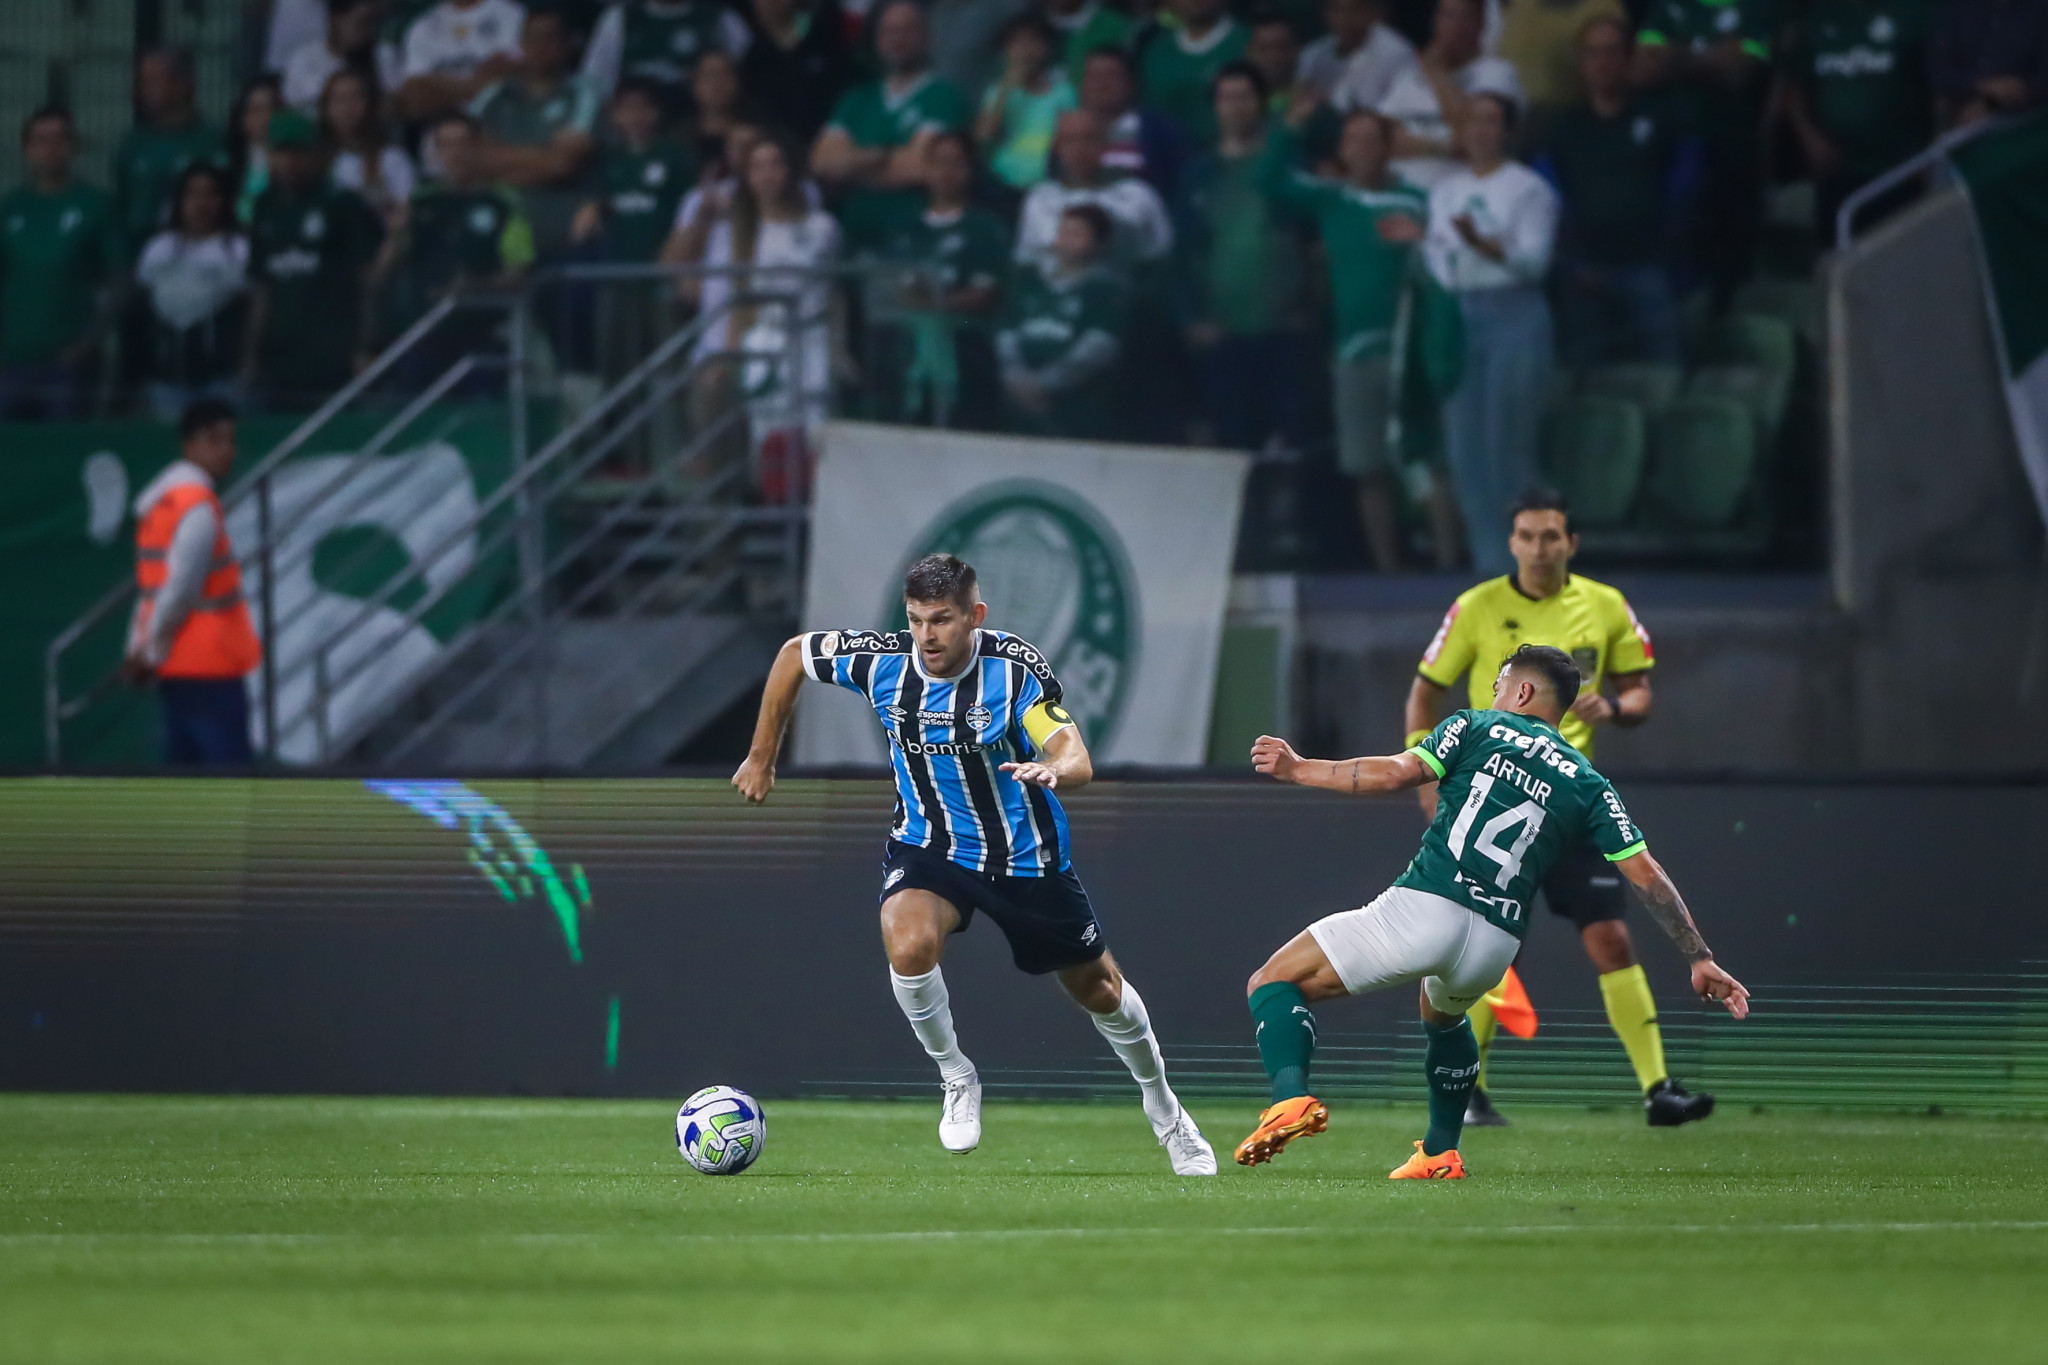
[1834,113,2027,250]
[44,258,930,769]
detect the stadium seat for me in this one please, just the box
[1578,362,1682,413]
[1695,315,1796,435]
[1685,365,1778,443]
[1646,397,1758,529]
[1541,396,1646,528]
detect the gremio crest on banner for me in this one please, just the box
[890,480,1140,749]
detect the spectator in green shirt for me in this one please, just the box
[810,0,970,251]
[0,107,124,419]
[1263,106,1455,570]
[1535,16,1692,368]
[115,46,229,254]
[1138,0,1251,146]
[372,112,537,395]
[998,201,1130,440]
[1178,61,1309,453]
[1042,0,1134,88]
[1633,0,1773,303]
[869,129,1011,426]
[1783,0,1932,238]
[977,13,1081,193]
[242,109,385,410]
[472,7,604,256]
[1246,11,1343,164]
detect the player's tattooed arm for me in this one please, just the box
[732,636,810,803]
[1617,850,1752,1020]
[1250,737,1432,794]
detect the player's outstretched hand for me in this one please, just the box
[1692,960,1751,1020]
[1250,735,1301,783]
[732,755,775,804]
[1000,761,1058,789]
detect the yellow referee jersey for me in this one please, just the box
[1417,573,1654,756]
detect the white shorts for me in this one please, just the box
[1307,886,1521,1014]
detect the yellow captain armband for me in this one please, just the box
[1021,701,1077,750]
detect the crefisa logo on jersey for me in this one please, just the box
[893,480,1138,749]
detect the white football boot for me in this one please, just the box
[1155,1105,1218,1176]
[939,1074,982,1153]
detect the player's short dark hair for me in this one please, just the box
[1510,487,1574,535]
[1061,202,1115,247]
[903,554,979,608]
[1503,643,1581,712]
[179,396,237,441]
[1213,59,1269,106]
[22,104,72,144]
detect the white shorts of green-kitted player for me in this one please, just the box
[1307,886,1520,1014]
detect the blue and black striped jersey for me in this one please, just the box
[803,627,1076,875]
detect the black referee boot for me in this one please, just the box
[1645,1078,1715,1127]
[1464,1086,1509,1127]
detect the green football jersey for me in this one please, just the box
[1138,17,1250,147]
[999,261,1128,437]
[248,181,384,393]
[1638,0,1775,163]
[878,204,1012,293]
[113,121,227,251]
[0,180,122,363]
[597,141,695,262]
[1262,132,1428,361]
[621,0,742,98]
[1396,709,1647,938]
[826,73,970,252]
[1790,0,1931,182]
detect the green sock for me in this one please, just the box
[1248,981,1317,1102]
[1422,1016,1479,1156]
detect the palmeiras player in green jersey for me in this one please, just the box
[1233,644,1750,1178]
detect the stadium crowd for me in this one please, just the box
[2,0,2043,561]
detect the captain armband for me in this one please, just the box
[1021,701,1077,749]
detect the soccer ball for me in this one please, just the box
[675,1085,765,1175]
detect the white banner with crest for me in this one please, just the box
[794,422,1248,767]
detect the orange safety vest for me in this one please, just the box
[134,482,263,679]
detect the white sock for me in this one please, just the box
[890,966,977,1084]
[1090,979,1179,1128]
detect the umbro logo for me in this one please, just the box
[884,868,906,890]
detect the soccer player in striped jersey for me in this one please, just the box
[732,553,1217,1174]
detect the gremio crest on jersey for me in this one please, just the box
[893,480,1138,748]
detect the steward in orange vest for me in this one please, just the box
[123,398,263,764]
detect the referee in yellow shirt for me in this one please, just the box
[1404,489,1714,1128]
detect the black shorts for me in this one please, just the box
[1541,841,1631,928]
[879,839,1107,975]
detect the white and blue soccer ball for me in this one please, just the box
[675,1085,766,1175]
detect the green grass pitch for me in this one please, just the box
[4,1096,2047,1363]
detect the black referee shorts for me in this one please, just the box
[879,839,1107,975]
[1541,841,1632,929]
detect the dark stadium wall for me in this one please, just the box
[2,777,2045,1102]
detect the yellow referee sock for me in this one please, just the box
[1466,997,1499,1091]
[1599,964,1668,1093]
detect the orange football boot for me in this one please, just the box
[1388,1140,1466,1180]
[1233,1095,1328,1166]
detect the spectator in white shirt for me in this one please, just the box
[318,67,418,226]
[136,163,249,420]
[1014,108,1174,270]
[1377,0,1523,188]
[395,0,528,123]
[281,0,402,111]
[1426,92,1558,574]
[1302,0,1417,112]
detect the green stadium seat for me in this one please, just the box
[1685,364,1779,443]
[1733,277,1821,349]
[1646,397,1758,529]
[1696,315,1796,434]
[1541,396,1645,528]
[1578,362,1682,413]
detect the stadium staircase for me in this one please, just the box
[46,276,814,769]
